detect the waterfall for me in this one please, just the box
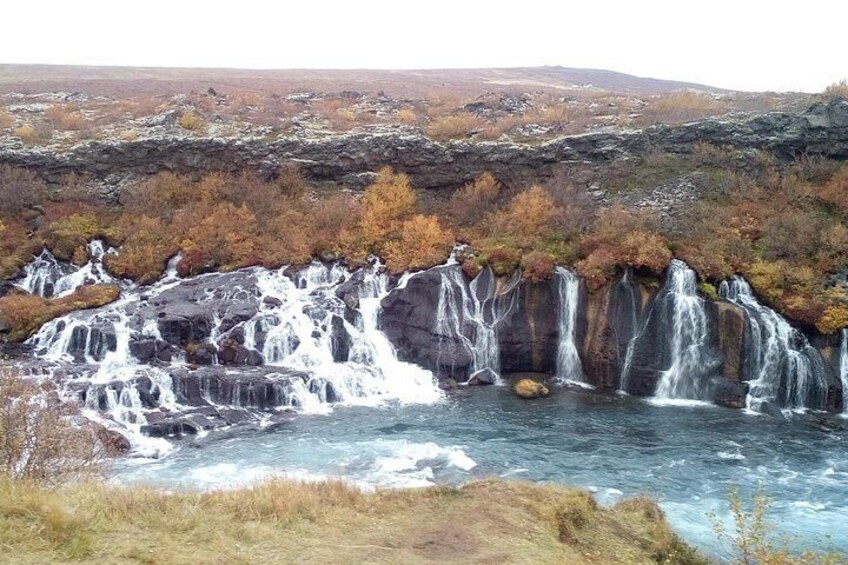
[21,244,441,454]
[719,277,827,412]
[652,260,715,402]
[618,270,644,394]
[555,267,584,384]
[841,329,848,414]
[16,240,114,298]
[434,266,519,384]
[246,260,441,405]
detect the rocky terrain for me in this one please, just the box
[1,66,847,443]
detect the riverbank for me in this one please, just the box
[0,477,705,564]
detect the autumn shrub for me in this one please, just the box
[359,168,418,250]
[13,124,39,143]
[426,112,484,140]
[396,108,419,125]
[310,193,361,259]
[177,110,205,132]
[104,216,177,284]
[0,371,107,484]
[576,207,672,290]
[481,247,521,277]
[0,217,37,279]
[177,203,260,276]
[0,284,121,342]
[45,104,87,131]
[759,212,826,263]
[744,260,827,328]
[489,185,560,246]
[383,215,452,272]
[521,251,557,283]
[814,165,848,215]
[0,110,12,129]
[121,172,196,219]
[43,209,115,263]
[449,172,501,227]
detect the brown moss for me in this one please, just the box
[514,378,549,399]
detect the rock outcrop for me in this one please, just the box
[379,264,844,410]
[2,101,847,193]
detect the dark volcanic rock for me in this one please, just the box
[580,272,648,390]
[3,101,846,192]
[498,278,559,375]
[380,266,473,380]
[714,379,749,409]
[467,368,497,386]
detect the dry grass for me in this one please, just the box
[636,91,729,126]
[0,478,706,564]
[426,112,485,140]
[177,111,205,133]
[824,80,848,102]
[0,110,13,129]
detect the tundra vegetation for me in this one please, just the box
[3,137,848,335]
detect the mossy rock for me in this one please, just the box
[514,378,550,399]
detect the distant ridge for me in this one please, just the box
[0,64,733,97]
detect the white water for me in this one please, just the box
[719,277,826,412]
[841,329,848,415]
[555,267,584,384]
[22,252,441,455]
[245,261,441,406]
[16,240,115,297]
[618,269,644,394]
[653,260,714,401]
[435,267,520,384]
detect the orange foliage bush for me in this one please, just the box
[178,203,260,276]
[521,251,556,283]
[384,215,452,272]
[489,185,560,247]
[104,216,176,284]
[0,285,121,342]
[576,206,671,290]
[359,168,418,250]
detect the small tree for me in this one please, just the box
[711,486,844,565]
[0,371,107,484]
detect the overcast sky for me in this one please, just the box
[2,1,845,92]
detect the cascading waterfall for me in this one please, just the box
[618,270,644,394]
[841,329,848,414]
[21,246,440,454]
[435,267,520,384]
[719,277,827,412]
[555,267,584,384]
[652,260,715,402]
[245,260,441,405]
[16,240,114,298]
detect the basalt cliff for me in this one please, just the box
[2,99,848,449]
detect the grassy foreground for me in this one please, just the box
[0,478,706,565]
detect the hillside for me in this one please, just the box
[0,64,729,97]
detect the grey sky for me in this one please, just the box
[2,0,845,92]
